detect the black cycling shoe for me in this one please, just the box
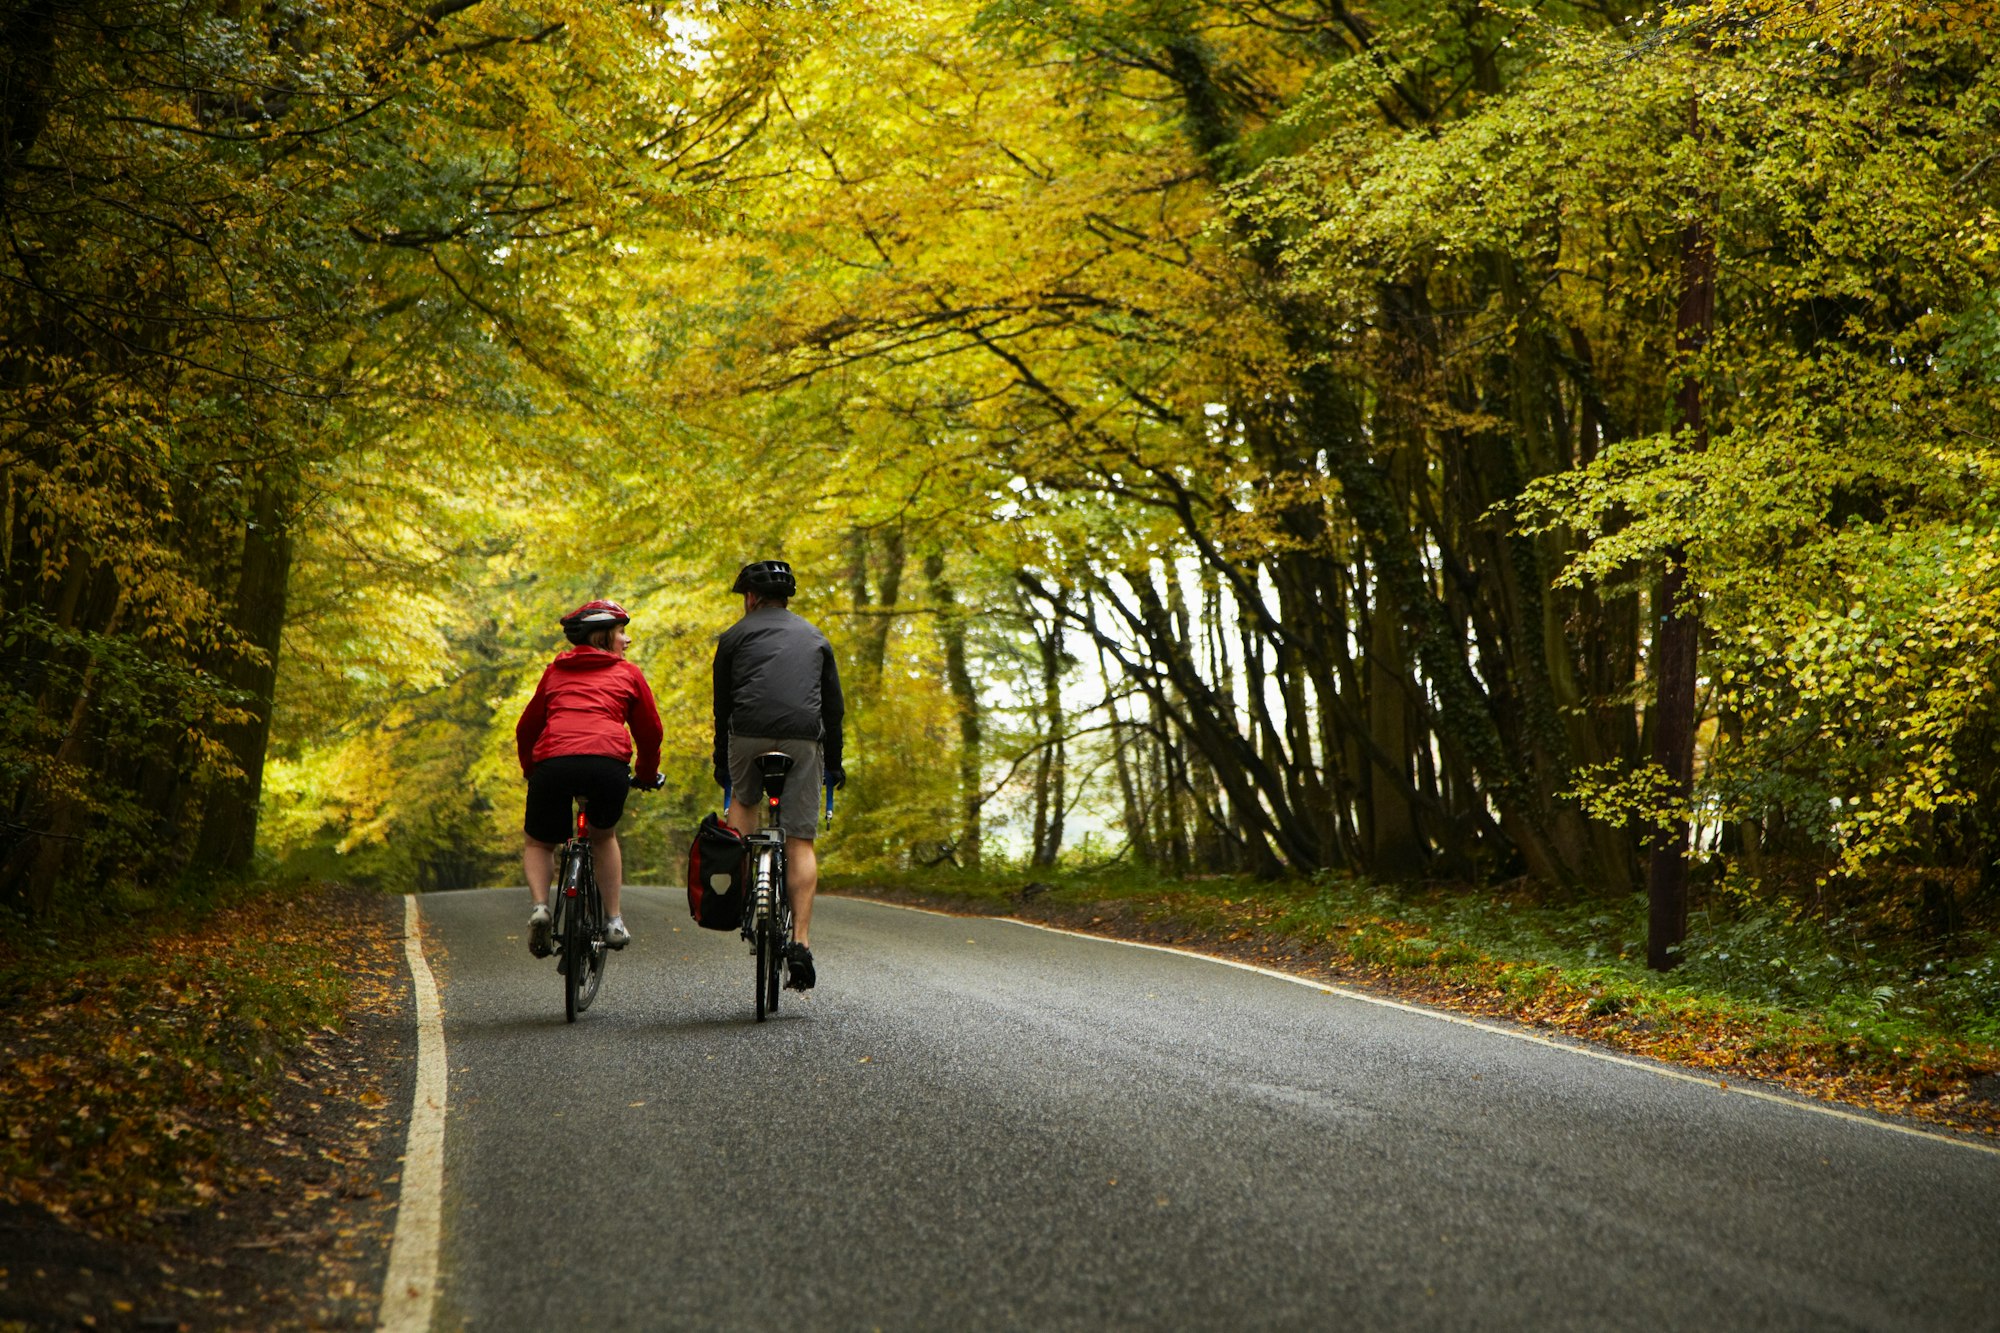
[784,942,816,992]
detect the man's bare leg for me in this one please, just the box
[786,836,817,947]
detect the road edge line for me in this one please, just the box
[377,893,448,1332]
[834,895,2000,1159]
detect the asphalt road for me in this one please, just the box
[413,887,2000,1331]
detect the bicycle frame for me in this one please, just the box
[746,832,784,923]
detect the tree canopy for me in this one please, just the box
[7,0,1999,953]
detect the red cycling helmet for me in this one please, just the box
[559,599,630,645]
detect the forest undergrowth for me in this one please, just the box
[0,881,415,1328]
[0,881,401,1235]
[831,866,2000,1136]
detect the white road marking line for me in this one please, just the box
[378,894,448,1332]
[835,895,2000,1159]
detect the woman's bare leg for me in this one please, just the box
[587,827,622,917]
[524,838,556,907]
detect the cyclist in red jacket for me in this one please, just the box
[517,599,664,956]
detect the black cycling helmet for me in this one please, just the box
[560,598,630,645]
[733,559,797,599]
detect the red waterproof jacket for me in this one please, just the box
[516,647,664,782]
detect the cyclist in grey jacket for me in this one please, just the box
[713,558,845,989]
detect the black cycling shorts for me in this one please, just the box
[524,754,630,844]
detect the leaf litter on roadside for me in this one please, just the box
[0,882,414,1328]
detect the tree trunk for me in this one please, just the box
[1648,95,1715,970]
[195,471,296,872]
[1030,602,1067,867]
[1366,600,1425,878]
[19,583,126,915]
[925,553,982,869]
[1098,636,1155,864]
[0,0,63,201]
[851,526,907,695]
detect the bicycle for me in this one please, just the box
[548,776,658,1023]
[548,800,607,1022]
[726,753,835,1022]
[739,752,796,1022]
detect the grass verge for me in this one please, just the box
[828,866,2000,1136]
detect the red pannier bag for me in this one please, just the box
[687,812,746,930]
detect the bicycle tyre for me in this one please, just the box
[767,853,787,1015]
[766,903,784,1015]
[551,846,571,970]
[765,926,781,1015]
[573,875,605,1014]
[562,848,589,1023]
[754,918,771,1023]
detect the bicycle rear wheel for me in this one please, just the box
[562,849,592,1022]
[573,879,606,1015]
[764,855,788,1016]
[764,917,782,1015]
[754,918,772,1022]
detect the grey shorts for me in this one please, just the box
[728,735,823,839]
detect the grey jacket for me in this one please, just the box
[711,607,845,782]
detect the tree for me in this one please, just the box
[0,0,757,913]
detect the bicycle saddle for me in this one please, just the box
[755,751,795,802]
